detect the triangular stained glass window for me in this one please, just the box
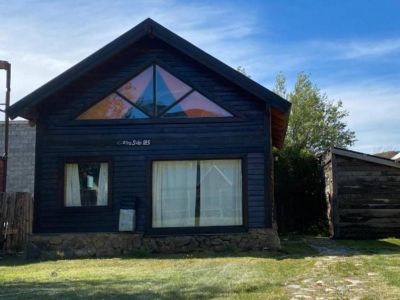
[162,91,233,118]
[77,64,234,120]
[78,94,148,119]
[155,65,191,114]
[117,66,154,115]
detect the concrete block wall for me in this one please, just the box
[0,121,36,193]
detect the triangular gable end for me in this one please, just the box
[9,19,291,147]
[78,64,233,120]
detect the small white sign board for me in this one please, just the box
[119,209,135,231]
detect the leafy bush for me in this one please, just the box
[274,146,327,233]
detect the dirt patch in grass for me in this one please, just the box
[285,237,400,300]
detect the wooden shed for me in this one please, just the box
[324,147,400,239]
[8,19,290,256]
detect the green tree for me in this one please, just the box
[273,71,287,99]
[273,72,355,233]
[274,72,356,154]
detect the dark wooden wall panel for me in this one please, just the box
[33,37,271,233]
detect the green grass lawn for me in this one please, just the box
[0,237,399,299]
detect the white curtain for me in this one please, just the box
[65,163,81,207]
[97,163,108,206]
[152,161,197,227]
[200,160,242,226]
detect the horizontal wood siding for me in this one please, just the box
[34,37,270,233]
[325,153,400,239]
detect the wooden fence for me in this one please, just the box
[0,192,33,254]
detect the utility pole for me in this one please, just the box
[0,60,11,192]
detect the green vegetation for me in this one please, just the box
[273,72,356,155]
[1,237,399,299]
[273,72,356,232]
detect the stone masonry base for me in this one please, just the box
[26,228,281,259]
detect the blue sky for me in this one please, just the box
[0,0,399,153]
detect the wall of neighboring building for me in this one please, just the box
[0,121,36,193]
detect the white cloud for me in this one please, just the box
[0,1,260,102]
[323,81,400,153]
[311,38,400,59]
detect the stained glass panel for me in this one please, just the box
[162,91,233,118]
[78,94,135,119]
[117,66,154,115]
[124,106,148,119]
[155,65,191,113]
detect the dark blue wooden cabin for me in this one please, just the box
[9,19,290,238]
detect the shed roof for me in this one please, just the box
[8,18,291,148]
[330,147,400,169]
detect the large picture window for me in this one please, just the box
[152,159,243,228]
[64,162,109,207]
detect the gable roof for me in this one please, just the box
[8,18,291,148]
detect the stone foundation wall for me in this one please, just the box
[26,229,280,259]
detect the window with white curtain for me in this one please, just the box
[64,162,109,207]
[152,159,242,228]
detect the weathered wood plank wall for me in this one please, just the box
[0,192,33,253]
[324,150,400,238]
